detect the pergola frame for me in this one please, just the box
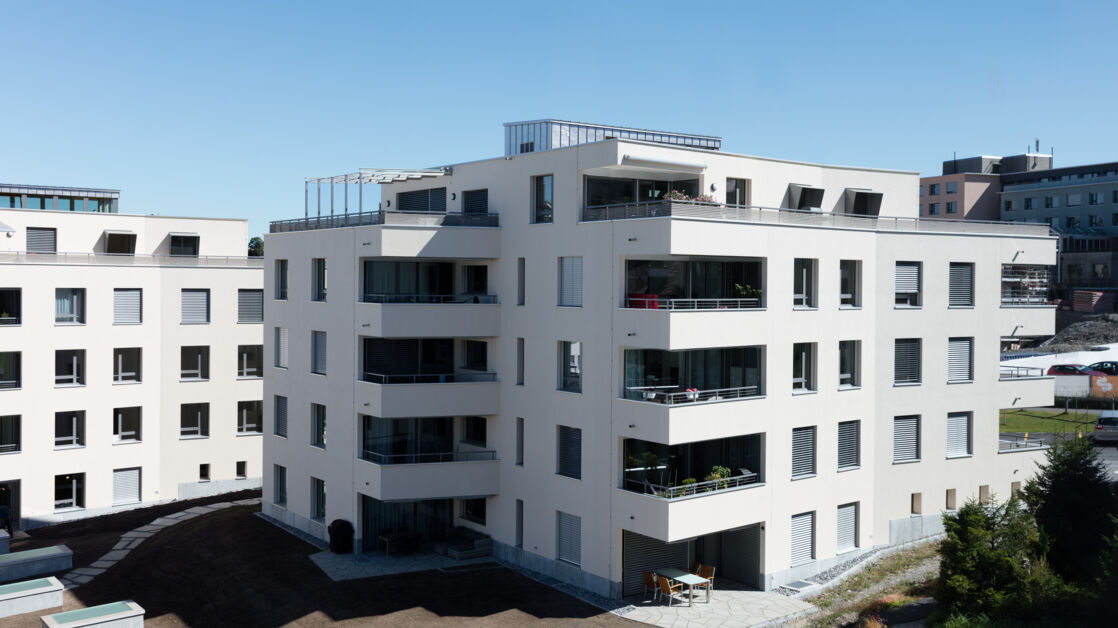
[303,168,451,221]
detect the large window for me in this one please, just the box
[362,261,453,302]
[170,234,200,257]
[397,187,447,213]
[837,420,860,470]
[238,345,263,378]
[462,416,487,447]
[181,289,210,324]
[54,410,85,448]
[0,414,19,453]
[114,407,142,443]
[839,340,860,388]
[238,289,264,323]
[55,288,85,324]
[557,425,582,479]
[947,412,973,458]
[180,403,210,438]
[792,343,816,392]
[0,288,20,325]
[893,415,921,462]
[1001,265,1049,305]
[311,331,327,375]
[275,259,288,299]
[559,341,582,393]
[55,473,85,510]
[791,426,817,478]
[726,178,751,206]
[793,258,816,307]
[558,256,583,306]
[461,498,486,524]
[238,400,263,434]
[181,346,210,381]
[839,260,860,307]
[949,263,974,307]
[947,337,974,383]
[113,288,142,324]
[311,258,327,301]
[311,404,326,448]
[556,511,581,566]
[54,349,86,386]
[464,340,487,371]
[894,339,921,384]
[894,262,922,306]
[0,352,20,389]
[462,188,489,215]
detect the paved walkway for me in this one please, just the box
[56,497,261,589]
[618,589,815,628]
[311,548,494,581]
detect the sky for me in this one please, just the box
[2,0,1117,239]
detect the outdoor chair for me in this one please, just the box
[690,561,701,574]
[696,565,716,592]
[642,571,659,601]
[658,575,687,607]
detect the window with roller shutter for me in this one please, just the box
[311,331,327,375]
[894,338,921,384]
[274,327,289,368]
[558,257,583,306]
[274,395,288,437]
[27,227,56,253]
[181,289,210,324]
[791,426,816,478]
[113,289,142,324]
[893,415,921,462]
[837,420,860,470]
[836,503,858,553]
[112,468,141,505]
[556,511,581,566]
[895,261,921,306]
[462,188,488,215]
[947,412,972,457]
[397,187,447,213]
[790,511,815,565]
[557,425,581,479]
[238,289,263,323]
[949,263,974,306]
[948,337,973,382]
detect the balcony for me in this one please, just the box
[270,210,500,233]
[358,336,500,417]
[623,347,763,404]
[997,369,1054,409]
[359,300,499,338]
[625,259,764,311]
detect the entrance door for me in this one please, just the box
[0,480,20,531]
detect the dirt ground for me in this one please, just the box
[4,502,639,627]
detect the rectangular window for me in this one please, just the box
[274,396,288,437]
[895,262,921,306]
[238,345,263,378]
[113,288,142,324]
[837,420,860,470]
[515,499,524,548]
[27,227,57,253]
[238,400,263,434]
[1004,199,1014,212]
[979,485,991,504]
[726,177,751,205]
[1045,196,1058,209]
[311,477,326,522]
[947,337,973,382]
[180,346,210,380]
[946,201,958,214]
[236,461,247,479]
[516,417,524,466]
[311,403,326,448]
[790,511,815,565]
[170,234,200,257]
[557,425,582,479]
[238,289,264,323]
[928,183,940,195]
[517,257,526,305]
[463,340,487,371]
[274,465,287,506]
[54,349,86,386]
[55,288,85,324]
[462,188,489,215]
[792,342,816,392]
[1024,197,1036,210]
[516,338,525,385]
[1001,265,1049,305]
[312,258,327,301]
[836,503,859,553]
[199,463,210,482]
[54,411,85,448]
[945,181,958,194]
[1089,192,1103,205]
[462,416,486,447]
[1066,216,1080,228]
[558,256,583,306]
[838,340,860,388]
[0,414,20,453]
[112,468,141,506]
[181,289,210,324]
[556,511,581,566]
[0,352,20,389]
[54,473,85,510]
[839,260,860,306]
[947,412,973,458]
[912,492,923,514]
[893,415,921,462]
[928,203,939,215]
[1067,193,1082,207]
[397,187,447,213]
[274,327,289,368]
[793,258,816,307]
[180,403,209,438]
[311,331,327,374]
[275,259,288,299]
[461,498,486,524]
[949,262,975,306]
[946,488,957,510]
[791,426,817,478]
[532,175,554,224]
[894,339,921,384]
[113,407,142,443]
[0,288,20,325]
[559,341,582,392]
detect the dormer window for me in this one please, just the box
[843,189,883,216]
[170,233,200,257]
[105,230,136,255]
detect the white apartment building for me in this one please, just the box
[0,184,264,529]
[262,120,1056,597]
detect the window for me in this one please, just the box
[1004,199,1014,212]
[559,341,582,392]
[1112,213,1118,227]
[1089,192,1103,205]
[0,414,19,453]
[463,416,486,447]
[275,259,288,299]
[836,503,859,553]
[928,183,940,195]
[894,339,921,384]
[113,289,142,324]
[238,345,263,378]
[948,337,973,382]
[1090,215,1103,228]
[113,407,142,443]
[515,499,524,548]
[311,477,326,522]
[557,425,582,479]
[236,461,247,479]
[894,262,921,306]
[516,417,524,466]
[54,473,84,510]
[238,400,263,434]
[0,352,20,389]
[464,340,487,371]
[1024,197,1036,210]
[946,488,957,510]
[112,468,141,505]
[54,349,86,386]
[54,411,85,448]
[911,492,923,514]
[238,289,264,323]
[947,412,973,457]
[839,260,860,306]
[274,395,288,437]
[463,265,488,296]
[726,177,752,206]
[311,331,327,374]
[397,187,447,213]
[461,498,486,524]
[558,256,583,306]
[791,426,816,478]
[199,463,210,482]
[837,420,860,470]
[170,234,200,257]
[1045,196,1058,209]
[517,257,526,305]
[181,403,209,438]
[1067,193,1082,207]
[946,201,958,214]
[1114,190,1118,204]
[180,346,210,380]
[949,263,974,306]
[928,203,939,215]
[27,227,57,253]
[1011,481,1022,496]
[1066,216,1080,228]
[55,288,85,324]
[792,342,816,392]
[839,340,860,388]
[793,258,816,307]
[979,485,990,504]
[181,289,210,324]
[311,404,326,448]
[274,327,289,368]
[556,511,581,566]
[0,288,20,325]
[274,465,287,506]
[516,338,525,385]
[532,175,554,224]
[312,258,327,301]
[893,415,921,462]
[945,181,957,194]
[790,511,815,565]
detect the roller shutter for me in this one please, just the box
[181,289,210,323]
[893,415,920,462]
[556,511,581,566]
[274,395,288,436]
[113,289,142,324]
[894,339,921,383]
[397,187,447,213]
[557,425,581,479]
[895,262,920,295]
[949,263,974,306]
[790,512,815,565]
[238,289,263,323]
[462,189,488,215]
[837,420,860,469]
[312,331,327,374]
[836,503,858,553]
[112,467,141,505]
[558,257,583,306]
[27,227,57,253]
[792,427,816,477]
[947,412,972,457]
[948,338,973,382]
[275,327,289,368]
[621,530,691,596]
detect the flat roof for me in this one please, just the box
[0,183,119,197]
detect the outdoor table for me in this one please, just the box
[655,567,710,606]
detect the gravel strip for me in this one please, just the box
[806,547,887,584]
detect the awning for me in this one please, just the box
[306,167,452,185]
[104,229,134,236]
[0,221,13,234]
[843,188,883,216]
[168,232,200,237]
[788,184,825,210]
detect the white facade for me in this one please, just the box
[263,135,1056,597]
[0,207,264,528]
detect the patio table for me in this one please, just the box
[655,567,710,606]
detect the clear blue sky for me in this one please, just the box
[2,0,1116,239]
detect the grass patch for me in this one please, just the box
[997,409,1097,435]
[807,542,940,627]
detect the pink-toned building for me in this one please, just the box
[919,173,1001,220]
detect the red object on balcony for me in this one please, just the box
[629,294,659,309]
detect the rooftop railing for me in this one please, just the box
[270,211,499,233]
[0,251,263,268]
[1003,171,1118,192]
[362,293,499,304]
[362,371,498,384]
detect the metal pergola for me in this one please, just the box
[303,167,451,221]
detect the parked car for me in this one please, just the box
[1047,364,1107,376]
[1094,411,1118,444]
[1088,361,1118,375]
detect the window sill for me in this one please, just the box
[557,304,582,308]
[838,305,862,310]
[893,459,922,465]
[947,305,975,310]
[946,454,973,460]
[556,388,583,395]
[55,322,86,327]
[237,432,263,437]
[113,322,143,326]
[237,321,264,325]
[54,444,85,451]
[179,378,210,383]
[54,507,85,514]
[0,387,20,392]
[837,465,861,473]
[0,449,20,455]
[893,382,922,387]
[237,376,263,381]
[791,473,817,482]
[311,371,327,376]
[179,435,210,440]
[274,366,288,371]
[792,389,818,396]
[894,305,922,310]
[311,443,326,450]
[198,479,211,483]
[273,434,288,439]
[556,472,582,481]
[236,476,247,480]
[274,502,287,509]
[54,383,86,389]
[179,322,211,325]
[838,385,861,392]
[793,306,818,311]
[112,440,142,446]
[946,380,974,385]
[112,380,142,386]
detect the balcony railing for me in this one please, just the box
[360,448,497,464]
[0,443,18,453]
[362,293,499,304]
[582,200,1054,237]
[623,473,762,500]
[0,251,262,268]
[625,296,761,310]
[270,211,500,233]
[1000,365,1046,379]
[999,433,1049,451]
[0,379,18,389]
[625,383,761,404]
[362,371,498,384]
[0,316,18,325]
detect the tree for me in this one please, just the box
[248,236,263,257]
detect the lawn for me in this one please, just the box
[997,409,1097,435]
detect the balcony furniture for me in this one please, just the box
[656,575,687,607]
[628,294,660,309]
[690,561,701,574]
[737,468,759,484]
[684,388,700,402]
[694,565,716,596]
[655,568,710,606]
[444,527,492,560]
[642,571,659,601]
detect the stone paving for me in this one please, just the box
[55,497,261,590]
[616,586,815,628]
[310,547,494,581]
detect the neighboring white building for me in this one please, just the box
[262,121,1056,597]
[0,184,264,529]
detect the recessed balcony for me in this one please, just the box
[359,339,499,416]
[624,258,764,311]
[623,347,764,404]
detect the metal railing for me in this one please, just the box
[1000,365,1046,379]
[0,316,18,325]
[270,210,500,233]
[581,200,1054,237]
[0,251,263,268]
[360,448,497,465]
[0,379,18,389]
[362,371,498,384]
[1000,266,1051,306]
[623,474,762,500]
[625,384,761,404]
[362,293,499,304]
[999,434,1049,451]
[0,443,19,453]
[625,296,761,310]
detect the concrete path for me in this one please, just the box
[56,497,261,589]
[311,548,494,581]
[619,589,815,628]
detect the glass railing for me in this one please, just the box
[362,371,498,384]
[622,473,762,500]
[271,211,500,232]
[362,293,498,304]
[624,383,762,404]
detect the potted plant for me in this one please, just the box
[681,477,697,495]
[706,465,732,490]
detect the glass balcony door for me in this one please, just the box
[362,416,453,464]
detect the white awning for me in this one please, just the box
[168,231,200,237]
[306,168,451,185]
[0,221,13,234]
[104,229,134,235]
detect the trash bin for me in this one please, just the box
[328,519,354,554]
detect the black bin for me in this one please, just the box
[328,519,354,554]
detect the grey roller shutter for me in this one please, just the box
[275,327,289,368]
[949,263,974,306]
[621,530,691,596]
[948,338,973,382]
[462,189,488,215]
[558,257,583,306]
[112,467,141,505]
[27,227,57,253]
[947,412,972,457]
[556,511,581,566]
[790,512,815,565]
[792,427,816,477]
[557,425,581,478]
[113,289,142,324]
[894,339,921,383]
[895,262,920,294]
[274,395,288,436]
[312,331,327,374]
[181,289,210,323]
[837,420,860,469]
[893,415,920,462]
[836,503,858,553]
[238,289,263,323]
[397,187,447,213]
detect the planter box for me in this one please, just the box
[41,601,145,628]
[0,577,62,619]
[0,546,72,584]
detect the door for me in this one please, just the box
[721,523,762,588]
[621,530,692,596]
[0,480,20,531]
